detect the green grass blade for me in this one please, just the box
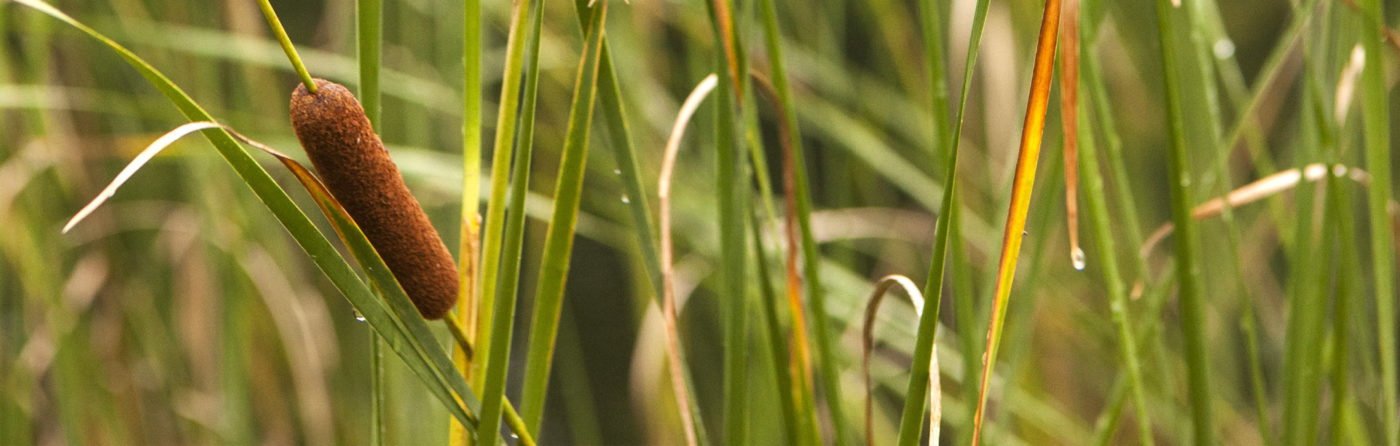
[754,0,837,443]
[514,0,607,435]
[474,0,533,398]
[1075,63,1154,446]
[967,0,1061,442]
[1151,0,1214,442]
[896,0,992,442]
[453,0,482,442]
[703,0,751,442]
[1358,0,1398,442]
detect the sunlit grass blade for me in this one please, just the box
[969,0,1060,443]
[862,275,939,446]
[62,121,221,233]
[658,73,718,446]
[1140,164,1371,259]
[514,0,607,436]
[896,0,993,441]
[1151,0,1214,442]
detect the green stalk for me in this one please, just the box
[254,0,315,94]
[473,0,532,399]
[355,0,384,443]
[516,0,608,433]
[1358,0,1398,442]
[1151,0,1214,443]
[748,205,803,444]
[453,0,482,443]
[1283,12,1333,443]
[754,0,837,443]
[896,0,991,442]
[474,0,549,441]
[703,0,751,442]
[1074,46,1154,446]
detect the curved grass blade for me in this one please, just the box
[862,275,939,446]
[659,73,718,446]
[970,0,1060,443]
[62,121,221,233]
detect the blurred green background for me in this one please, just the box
[2,0,1398,444]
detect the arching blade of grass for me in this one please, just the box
[968,0,1060,443]
[753,0,830,440]
[513,0,607,436]
[1358,0,1398,442]
[862,275,939,446]
[658,74,718,446]
[896,0,994,441]
[1151,0,1214,442]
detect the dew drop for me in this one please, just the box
[613,169,621,175]
[620,194,631,204]
[1071,247,1086,271]
[353,309,366,322]
[1213,39,1236,60]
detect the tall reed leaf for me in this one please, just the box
[1152,0,1214,442]
[896,0,994,441]
[968,0,1060,443]
[515,0,607,435]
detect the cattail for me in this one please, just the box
[290,78,458,319]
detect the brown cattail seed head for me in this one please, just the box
[290,78,458,319]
